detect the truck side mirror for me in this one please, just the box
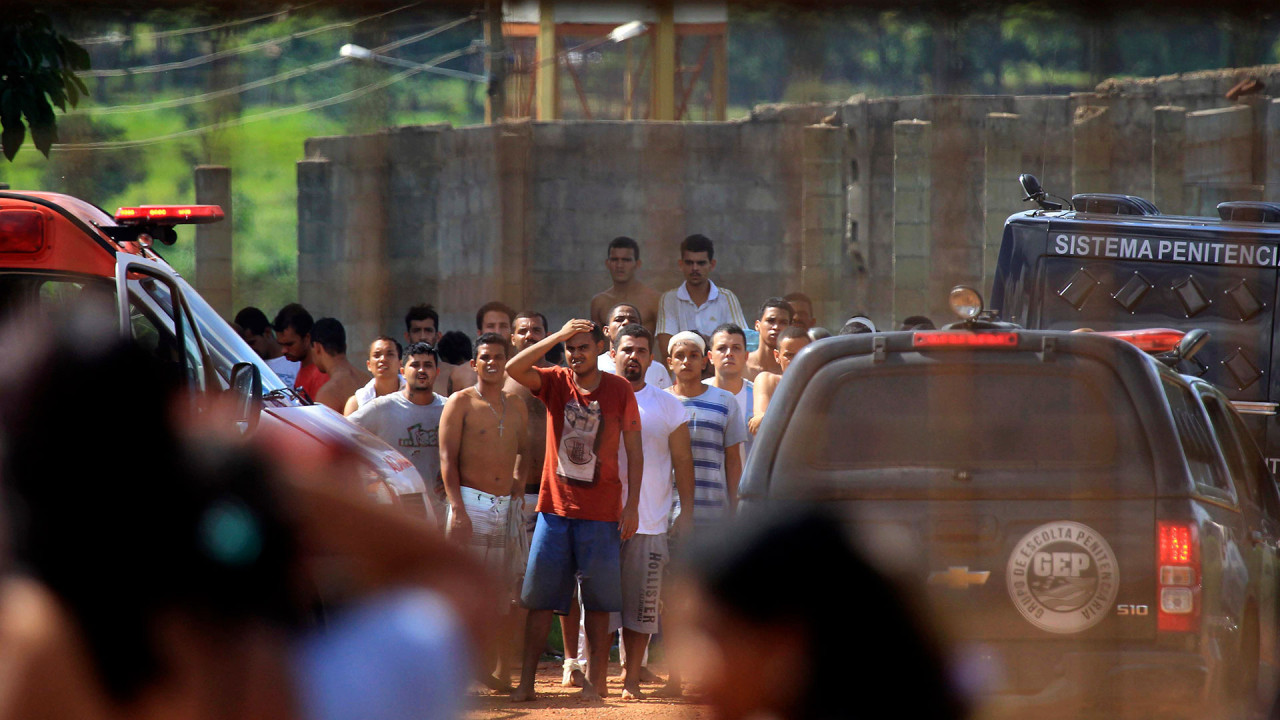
[229,362,263,435]
[1176,329,1210,363]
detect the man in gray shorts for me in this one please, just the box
[610,323,695,700]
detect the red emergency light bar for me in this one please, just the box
[114,205,224,225]
[912,332,1019,348]
[1096,328,1184,353]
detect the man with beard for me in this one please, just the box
[440,332,532,691]
[349,342,448,525]
[599,303,671,390]
[272,303,327,400]
[344,336,405,415]
[745,298,793,381]
[610,323,694,700]
[506,319,642,701]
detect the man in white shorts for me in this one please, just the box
[611,323,694,699]
[439,332,532,690]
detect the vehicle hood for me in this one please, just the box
[265,404,425,495]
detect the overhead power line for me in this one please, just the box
[74,3,321,46]
[82,1,422,78]
[68,14,478,116]
[48,45,481,152]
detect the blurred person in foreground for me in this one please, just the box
[0,311,488,720]
[667,507,968,720]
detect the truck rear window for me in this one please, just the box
[786,358,1152,475]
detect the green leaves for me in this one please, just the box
[0,9,90,161]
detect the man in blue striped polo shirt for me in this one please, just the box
[665,331,746,526]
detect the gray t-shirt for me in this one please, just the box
[349,392,446,497]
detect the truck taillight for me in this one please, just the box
[1157,521,1200,632]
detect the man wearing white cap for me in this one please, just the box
[665,331,746,526]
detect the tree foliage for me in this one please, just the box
[0,9,90,161]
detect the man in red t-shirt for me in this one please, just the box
[272,303,328,402]
[506,318,642,701]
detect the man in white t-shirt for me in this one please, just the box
[611,322,694,700]
[599,302,671,389]
[349,342,447,526]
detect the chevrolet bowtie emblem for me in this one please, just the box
[928,566,991,589]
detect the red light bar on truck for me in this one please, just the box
[114,205,224,225]
[1096,328,1184,353]
[913,332,1018,348]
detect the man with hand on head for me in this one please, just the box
[345,336,405,416]
[609,323,694,700]
[751,325,813,434]
[349,342,448,524]
[506,318,642,702]
[439,333,531,691]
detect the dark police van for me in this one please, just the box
[740,291,1280,719]
[990,175,1280,474]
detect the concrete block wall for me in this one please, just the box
[292,69,1280,350]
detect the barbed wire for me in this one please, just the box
[74,3,322,46]
[46,44,480,152]
[82,1,422,78]
[68,14,478,116]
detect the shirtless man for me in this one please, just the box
[344,336,404,416]
[404,304,455,398]
[745,297,794,381]
[446,301,515,394]
[504,311,552,524]
[309,317,371,413]
[589,237,661,334]
[440,332,531,690]
[785,291,816,330]
[750,325,812,434]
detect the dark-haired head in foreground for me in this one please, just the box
[0,319,302,704]
[671,507,966,720]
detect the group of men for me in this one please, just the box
[234,234,821,701]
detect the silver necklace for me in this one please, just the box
[476,388,506,437]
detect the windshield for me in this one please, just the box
[172,275,289,394]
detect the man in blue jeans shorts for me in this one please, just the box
[506,318,643,701]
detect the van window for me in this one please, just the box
[785,355,1152,483]
[1226,403,1280,520]
[1163,380,1232,497]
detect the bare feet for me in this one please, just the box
[621,684,646,701]
[639,667,664,684]
[510,684,537,702]
[578,680,602,702]
[653,682,684,698]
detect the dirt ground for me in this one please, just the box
[465,660,708,720]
